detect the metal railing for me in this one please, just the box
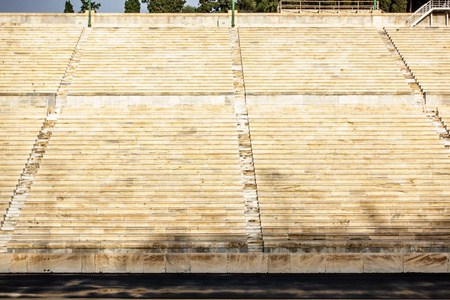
[406,0,450,26]
[278,0,378,13]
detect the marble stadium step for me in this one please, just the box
[68,27,234,96]
[6,239,248,250]
[248,105,450,252]
[0,109,47,209]
[239,27,412,96]
[386,28,450,95]
[8,106,249,251]
[0,27,82,94]
[0,108,48,252]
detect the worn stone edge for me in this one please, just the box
[0,253,448,273]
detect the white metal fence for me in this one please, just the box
[278,0,378,12]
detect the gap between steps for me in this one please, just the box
[230,28,264,253]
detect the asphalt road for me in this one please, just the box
[0,273,449,299]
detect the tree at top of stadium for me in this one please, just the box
[64,0,74,13]
[380,0,407,12]
[198,0,231,12]
[238,0,256,12]
[255,0,278,12]
[142,0,186,13]
[79,0,101,13]
[125,0,141,13]
[198,0,279,13]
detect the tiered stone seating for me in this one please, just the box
[68,27,234,95]
[0,27,82,94]
[0,108,46,219]
[248,105,450,251]
[8,106,247,251]
[387,28,450,95]
[239,27,412,95]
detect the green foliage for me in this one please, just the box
[142,0,186,13]
[198,0,276,13]
[379,0,406,12]
[64,0,75,13]
[198,0,231,13]
[198,0,214,12]
[379,0,391,11]
[255,0,278,12]
[237,0,256,12]
[181,5,198,12]
[390,0,407,11]
[79,0,101,13]
[125,0,141,12]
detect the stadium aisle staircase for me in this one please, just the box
[248,105,450,251]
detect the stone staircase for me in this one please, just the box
[239,27,412,98]
[0,108,49,252]
[0,27,82,95]
[68,27,234,96]
[1,110,57,231]
[386,28,450,101]
[379,29,425,107]
[230,28,264,253]
[7,107,248,252]
[1,24,450,263]
[248,105,450,253]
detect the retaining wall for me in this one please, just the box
[0,12,415,28]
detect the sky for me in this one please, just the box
[0,0,199,13]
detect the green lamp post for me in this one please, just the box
[88,0,92,28]
[232,0,235,27]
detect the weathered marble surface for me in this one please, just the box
[0,253,448,273]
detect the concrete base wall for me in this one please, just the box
[238,13,412,28]
[0,12,413,28]
[0,253,448,273]
[0,13,87,27]
[246,94,416,106]
[424,11,450,26]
